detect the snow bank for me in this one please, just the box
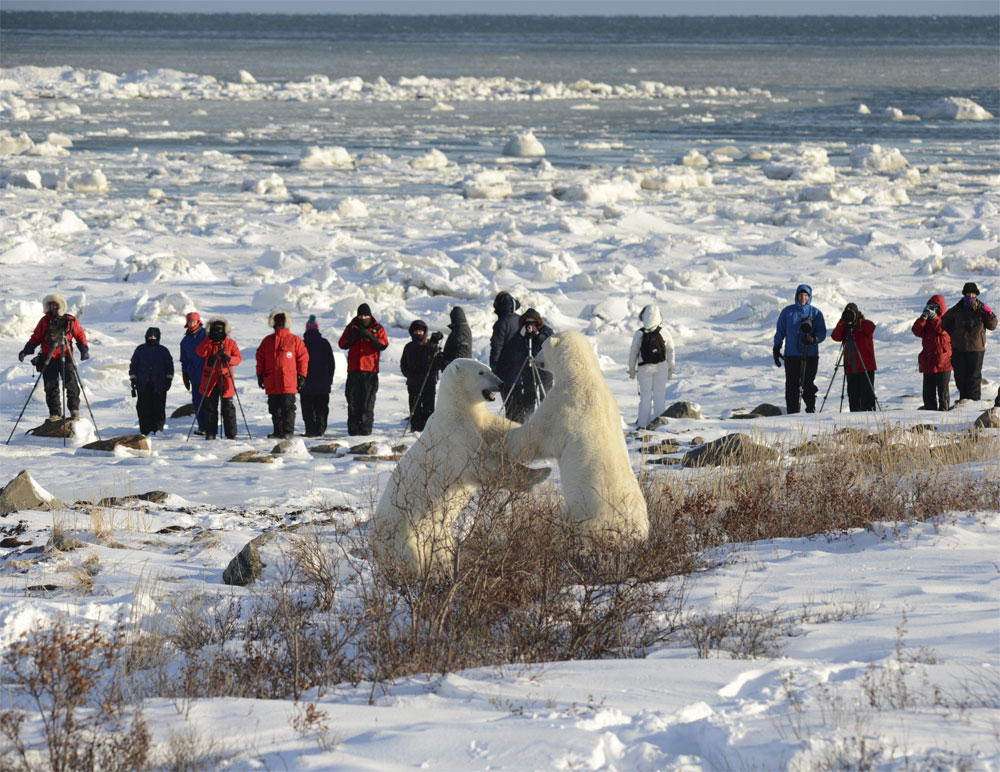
[641,168,713,192]
[410,148,449,170]
[0,130,34,155]
[113,254,217,283]
[849,144,909,172]
[554,178,641,204]
[298,146,353,168]
[242,174,288,197]
[503,131,546,157]
[918,96,993,121]
[462,170,512,199]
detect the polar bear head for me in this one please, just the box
[439,358,504,405]
[536,331,598,381]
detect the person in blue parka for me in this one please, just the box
[130,327,174,435]
[179,312,209,434]
[773,283,827,414]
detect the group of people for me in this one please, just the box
[16,280,996,439]
[773,281,997,416]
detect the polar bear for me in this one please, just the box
[372,358,550,578]
[503,331,649,542]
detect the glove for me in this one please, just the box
[219,352,230,364]
[983,304,994,316]
[920,309,931,320]
[257,375,265,389]
[78,345,90,361]
[18,349,29,362]
[773,347,782,368]
[628,368,636,380]
[130,377,137,398]
[183,373,191,391]
[297,374,305,391]
[165,378,172,391]
[803,334,818,345]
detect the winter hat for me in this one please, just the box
[640,304,662,330]
[845,302,861,317]
[185,311,201,329]
[207,317,231,334]
[357,303,372,317]
[144,327,161,342]
[268,310,290,329]
[449,306,467,327]
[408,319,428,336]
[519,308,544,329]
[305,314,319,331]
[962,282,981,296]
[42,293,67,316]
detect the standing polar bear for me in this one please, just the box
[504,331,649,542]
[372,358,549,578]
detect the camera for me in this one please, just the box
[208,324,227,342]
[799,318,813,333]
[429,331,443,345]
[523,323,538,336]
[841,307,857,325]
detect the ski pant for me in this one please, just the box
[267,393,297,438]
[636,362,669,427]
[407,379,436,432]
[845,372,877,412]
[300,393,330,436]
[952,350,985,401]
[136,383,167,434]
[189,376,210,431]
[201,387,236,439]
[43,357,80,416]
[783,356,819,414]
[921,372,951,411]
[345,371,378,436]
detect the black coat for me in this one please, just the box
[301,330,335,395]
[490,294,523,384]
[441,306,472,369]
[130,341,174,393]
[400,340,438,389]
[508,324,553,389]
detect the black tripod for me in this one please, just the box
[501,344,548,420]
[6,329,101,446]
[820,327,880,413]
[403,348,440,434]
[185,353,253,441]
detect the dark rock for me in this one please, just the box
[909,424,936,434]
[974,409,1000,429]
[0,537,30,548]
[47,534,86,552]
[646,457,680,466]
[0,470,65,515]
[663,401,702,419]
[228,451,274,464]
[309,443,347,454]
[349,441,380,455]
[729,412,763,420]
[751,403,783,417]
[170,403,195,418]
[642,441,682,454]
[96,490,170,508]
[222,531,277,586]
[690,436,705,446]
[681,433,779,468]
[81,435,151,453]
[647,416,671,429]
[28,419,74,438]
[354,454,403,463]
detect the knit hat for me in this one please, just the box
[357,303,372,317]
[305,314,319,331]
[962,282,981,296]
[185,311,201,329]
[409,319,428,336]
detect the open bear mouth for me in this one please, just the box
[482,389,497,401]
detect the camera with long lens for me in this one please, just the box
[208,324,227,342]
[799,317,813,333]
[523,322,539,336]
[841,307,858,326]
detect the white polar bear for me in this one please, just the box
[504,331,649,542]
[372,358,549,578]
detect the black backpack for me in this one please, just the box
[639,328,667,365]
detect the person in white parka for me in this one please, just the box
[628,304,675,428]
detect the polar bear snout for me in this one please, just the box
[482,370,504,401]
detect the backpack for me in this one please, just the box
[639,328,667,365]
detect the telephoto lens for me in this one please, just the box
[799,318,813,332]
[842,308,857,325]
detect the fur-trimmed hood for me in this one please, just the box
[42,294,67,316]
[207,317,232,334]
[268,310,292,329]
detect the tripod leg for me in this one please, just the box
[66,354,101,441]
[224,359,253,440]
[187,360,220,440]
[5,365,50,445]
[819,344,845,414]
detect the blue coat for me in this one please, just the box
[489,294,524,385]
[180,325,207,386]
[774,284,827,357]
[301,329,335,395]
[130,338,174,393]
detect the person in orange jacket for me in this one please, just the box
[256,310,309,439]
[194,318,242,440]
[338,303,388,435]
[830,302,878,412]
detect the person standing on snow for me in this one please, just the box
[490,291,525,409]
[256,311,309,440]
[300,315,335,438]
[912,294,952,411]
[830,303,877,412]
[940,282,997,403]
[438,305,472,372]
[504,308,553,423]
[179,311,209,435]
[18,293,90,422]
[195,318,242,440]
[129,327,174,435]
[400,319,442,432]
[628,304,676,428]
[338,303,388,436]
[773,284,827,414]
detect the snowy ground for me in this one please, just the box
[0,64,998,770]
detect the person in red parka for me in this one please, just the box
[18,293,90,421]
[830,302,878,412]
[256,310,309,439]
[194,318,242,439]
[912,294,952,411]
[338,303,388,435]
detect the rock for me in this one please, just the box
[663,402,702,420]
[909,424,935,434]
[974,409,1000,429]
[647,416,671,429]
[170,403,195,418]
[751,403,783,417]
[309,443,347,454]
[81,435,151,453]
[0,470,65,515]
[271,440,294,454]
[646,457,679,466]
[46,534,86,552]
[349,441,379,455]
[354,454,403,463]
[681,433,779,468]
[222,531,277,586]
[0,537,31,548]
[642,441,682,454]
[95,490,170,507]
[729,412,763,420]
[689,436,705,446]
[228,451,274,464]
[28,419,74,438]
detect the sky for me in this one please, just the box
[3,0,998,15]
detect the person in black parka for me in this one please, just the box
[489,292,522,406]
[504,308,553,423]
[300,315,335,437]
[439,306,472,372]
[129,327,174,435]
[400,319,441,431]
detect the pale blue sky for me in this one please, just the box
[4,0,998,14]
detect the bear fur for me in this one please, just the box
[372,358,550,577]
[504,331,649,543]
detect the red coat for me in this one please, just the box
[26,314,88,360]
[338,317,389,373]
[256,328,309,395]
[912,294,952,373]
[831,318,877,374]
[195,337,242,397]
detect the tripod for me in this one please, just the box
[403,348,440,434]
[819,327,881,413]
[500,344,548,421]
[185,350,253,441]
[6,329,101,446]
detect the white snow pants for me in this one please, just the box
[636,362,670,427]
